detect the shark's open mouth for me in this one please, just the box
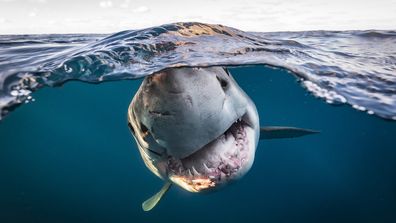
[167,113,256,192]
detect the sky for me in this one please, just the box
[0,0,395,34]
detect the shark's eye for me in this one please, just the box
[217,76,228,90]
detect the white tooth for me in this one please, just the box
[235,148,240,156]
[191,166,201,176]
[209,175,215,179]
[203,163,211,172]
[187,169,193,177]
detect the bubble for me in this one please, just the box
[10,90,19,96]
[352,104,366,111]
[303,80,346,104]
[63,64,73,73]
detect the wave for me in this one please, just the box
[0,22,395,120]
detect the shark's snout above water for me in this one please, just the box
[127,66,318,211]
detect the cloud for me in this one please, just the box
[28,11,37,17]
[29,0,47,3]
[132,6,149,13]
[120,0,130,8]
[99,1,113,8]
[0,0,395,34]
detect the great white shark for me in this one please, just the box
[127,67,318,211]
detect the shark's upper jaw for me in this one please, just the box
[166,110,258,192]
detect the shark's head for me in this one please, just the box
[128,67,259,192]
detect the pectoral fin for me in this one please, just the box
[260,126,319,140]
[142,182,172,211]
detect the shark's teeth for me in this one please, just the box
[191,166,201,176]
[187,169,193,178]
[241,112,254,128]
[203,163,211,172]
[235,148,240,156]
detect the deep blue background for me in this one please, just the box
[1,66,395,223]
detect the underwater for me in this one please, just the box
[0,2,396,223]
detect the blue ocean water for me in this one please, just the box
[1,66,396,222]
[0,22,396,222]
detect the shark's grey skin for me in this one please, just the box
[127,66,318,211]
[128,67,259,193]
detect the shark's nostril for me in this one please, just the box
[221,80,228,88]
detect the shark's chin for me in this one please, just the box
[166,113,257,192]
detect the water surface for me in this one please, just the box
[1,23,396,120]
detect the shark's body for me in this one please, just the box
[127,67,317,211]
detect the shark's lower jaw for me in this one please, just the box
[167,116,256,192]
